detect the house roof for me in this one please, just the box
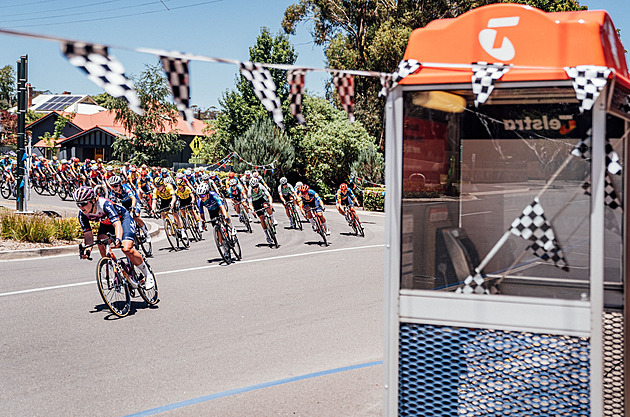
[31,110,209,148]
[400,4,630,88]
[29,94,106,114]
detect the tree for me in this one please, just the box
[283,0,586,141]
[233,117,295,176]
[0,65,15,110]
[0,109,16,146]
[38,113,74,159]
[215,27,298,154]
[110,63,185,166]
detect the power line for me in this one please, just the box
[5,0,224,29]
[0,0,125,18]
[0,1,162,23]
[0,0,58,9]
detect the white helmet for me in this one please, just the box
[280,177,287,185]
[196,183,210,195]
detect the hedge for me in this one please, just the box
[0,211,83,243]
[363,187,385,212]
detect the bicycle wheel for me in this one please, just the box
[316,218,328,246]
[96,257,131,317]
[229,232,242,260]
[187,211,200,242]
[242,210,252,233]
[136,261,159,306]
[163,217,179,251]
[33,180,44,195]
[292,205,303,230]
[214,224,231,263]
[352,211,364,237]
[137,226,153,257]
[0,182,10,199]
[266,216,278,248]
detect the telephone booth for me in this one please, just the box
[383,4,630,416]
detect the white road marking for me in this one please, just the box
[0,244,384,297]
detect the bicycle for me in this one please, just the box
[132,216,153,257]
[344,205,364,237]
[79,235,159,317]
[206,214,242,264]
[172,205,194,246]
[255,204,278,248]
[284,199,303,231]
[181,204,203,242]
[156,207,182,251]
[233,200,252,233]
[0,174,16,199]
[305,205,328,247]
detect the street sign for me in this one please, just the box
[189,136,202,155]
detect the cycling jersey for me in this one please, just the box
[198,191,224,213]
[175,184,193,200]
[278,184,296,197]
[110,184,138,211]
[336,188,356,204]
[153,183,175,200]
[248,184,270,202]
[77,197,127,232]
[228,183,245,201]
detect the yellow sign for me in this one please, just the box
[189,136,202,155]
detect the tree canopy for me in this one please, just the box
[0,65,15,110]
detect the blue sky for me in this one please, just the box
[0,0,628,110]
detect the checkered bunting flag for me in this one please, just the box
[565,66,612,112]
[571,129,592,160]
[471,62,511,107]
[378,59,421,97]
[509,198,569,271]
[606,140,622,175]
[572,128,621,175]
[581,173,623,212]
[62,42,142,115]
[240,62,284,128]
[160,56,193,130]
[332,72,355,123]
[287,69,308,125]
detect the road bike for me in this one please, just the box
[233,200,252,233]
[0,174,16,199]
[284,199,303,230]
[79,235,158,317]
[157,207,184,251]
[206,214,241,264]
[344,205,364,237]
[305,206,328,247]
[132,216,153,257]
[255,203,278,248]
[179,204,202,242]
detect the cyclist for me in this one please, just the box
[1,155,15,184]
[336,182,361,226]
[175,177,201,234]
[277,177,300,228]
[248,177,276,244]
[227,177,251,221]
[151,176,182,238]
[251,170,268,190]
[108,175,152,248]
[73,186,154,289]
[196,182,235,258]
[301,184,330,235]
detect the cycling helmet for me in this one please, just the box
[209,171,216,177]
[106,165,114,172]
[301,184,310,194]
[244,170,251,177]
[228,171,235,179]
[196,183,210,195]
[176,178,185,186]
[185,169,192,176]
[60,159,68,164]
[52,156,58,161]
[73,186,95,203]
[229,178,238,186]
[340,183,348,191]
[295,181,303,191]
[90,166,98,171]
[175,172,184,179]
[141,164,147,169]
[108,175,122,186]
[249,178,260,187]
[130,166,137,172]
[252,170,259,178]
[161,167,168,173]
[154,177,165,186]
[279,177,287,185]
[201,173,210,181]
[164,177,174,184]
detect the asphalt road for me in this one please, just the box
[0,191,386,416]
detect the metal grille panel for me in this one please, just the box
[603,312,624,416]
[399,323,590,416]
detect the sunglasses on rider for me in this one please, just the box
[76,201,90,208]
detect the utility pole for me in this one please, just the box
[16,55,28,212]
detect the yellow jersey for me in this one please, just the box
[176,184,193,200]
[153,183,175,200]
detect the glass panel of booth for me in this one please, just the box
[400,86,626,301]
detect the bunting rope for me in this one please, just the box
[200,150,277,174]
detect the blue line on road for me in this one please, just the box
[124,360,383,417]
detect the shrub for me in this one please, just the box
[363,187,385,212]
[0,212,83,243]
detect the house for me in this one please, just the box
[28,110,209,164]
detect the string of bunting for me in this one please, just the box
[204,151,277,174]
[2,27,623,131]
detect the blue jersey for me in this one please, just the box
[110,184,137,209]
[77,197,128,233]
[198,191,224,213]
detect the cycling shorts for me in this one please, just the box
[96,210,135,242]
[302,199,323,213]
[252,198,268,214]
[158,198,171,212]
[179,196,193,208]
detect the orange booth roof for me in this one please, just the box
[400,3,630,87]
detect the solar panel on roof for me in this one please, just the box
[35,95,83,111]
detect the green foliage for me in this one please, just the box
[351,144,384,185]
[91,92,117,109]
[110,63,185,166]
[283,0,586,140]
[38,113,74,159]
[233,117,295,174]
[293,96,380,191]
[0,109,16,146]
[193,121,225,164]
[216,27,298,152]
[0,65,15,110]
[0,212,82,243]
[363,187,385,212]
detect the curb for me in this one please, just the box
[0,219,162,261]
